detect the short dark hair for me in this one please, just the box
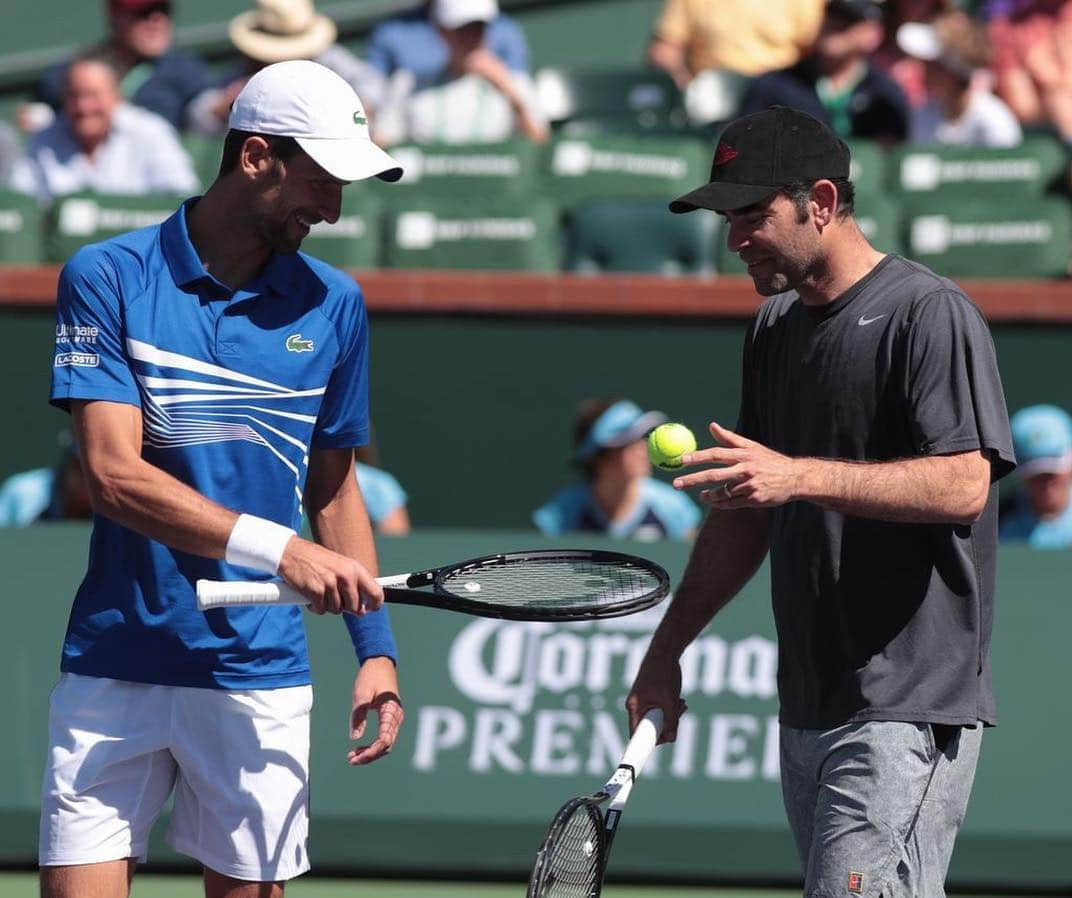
[217,130,302,178]
[780,177,856,222]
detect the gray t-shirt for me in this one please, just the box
[738,254,1015,729]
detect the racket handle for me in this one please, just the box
[622,709,664,775]
[196,579,309,609]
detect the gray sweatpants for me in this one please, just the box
[779,720,983,898]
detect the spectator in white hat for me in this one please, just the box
[365,0,531,92]
[897,10,1022,147]
[186,0,387,135]
[372,0,548,146]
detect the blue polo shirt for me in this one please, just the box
[50,199,396,689]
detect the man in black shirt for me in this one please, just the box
[627,106,1015,896]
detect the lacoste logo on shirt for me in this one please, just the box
[353,111,367,125]
[286,334,315,353]
[857,314,886,326]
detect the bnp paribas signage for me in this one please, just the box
[409,604,781,784]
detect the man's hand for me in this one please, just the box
[672,421,801,508]
[626,648,687,745]
[277,536,383,615]
[347,657,404,766]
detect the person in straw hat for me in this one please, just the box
[186,0,386,135]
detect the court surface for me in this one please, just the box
[0,872,1029,897]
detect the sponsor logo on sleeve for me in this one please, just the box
[55,323,99,345]
[55,351,100,367]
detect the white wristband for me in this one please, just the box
[225,514,296,575]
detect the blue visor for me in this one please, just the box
[575,400,667,461]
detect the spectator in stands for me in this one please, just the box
[897,11,1022,146]
[372,0,548,146]
[982,0,1072,144]
[647,0,825,88]
[1000,404,1072,548]
[26,0,212,134]
[365,0,530,91]
[737,0,909,143]
[875,0,961,107]
[533,398,702,541]
[186,0,386,135]
[9,51,198,203]
[0,432,92,526]
[0,121,19,186]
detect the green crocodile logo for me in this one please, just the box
[286,334,314,353]
[353,111,367,126]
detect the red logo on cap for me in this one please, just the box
[713,141,738,166]
[847,872,863,893]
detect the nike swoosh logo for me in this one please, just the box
[858,314,886,326]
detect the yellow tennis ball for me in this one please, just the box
[647,423,697,471]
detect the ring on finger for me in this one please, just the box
[721,481,733,498]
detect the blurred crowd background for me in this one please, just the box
[1,0,1072,277]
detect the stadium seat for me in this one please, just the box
[889,135,1068,199]
[181,132,222,191]
[683,69,753,127]
[535,66,686,134]
[902,195,1072,278]
[564,199,718,275]
[845,139,886,200]
[382,198,560,271]
[0,189,44,263]
[543,133,710,208]
[379,139,543,203]
[44,192,185,262]
[300,190,383,269]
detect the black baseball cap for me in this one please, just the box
[669,106,851,214]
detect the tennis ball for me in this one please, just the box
[647,423,697,471]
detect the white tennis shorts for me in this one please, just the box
[39,673,313,882]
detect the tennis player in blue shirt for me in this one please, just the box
[40,60,405,898]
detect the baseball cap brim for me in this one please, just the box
[1018,453,1072,479]
[600,410,668,448]
[296,136,404,183]
[669,181,777,214]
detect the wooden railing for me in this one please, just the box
[3,265,1072,321]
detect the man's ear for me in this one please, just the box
[239,135,273,178]
[811,180,839,227]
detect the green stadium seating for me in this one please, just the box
[535,66,686,134]
[379,139,543,203]
[889,136,1068,199]
[543,133,710,208]
[382,198,560,271]
[181,133,223,192]
[845,139,886,199]
[564,199,718,275]
[44,192,186,263]
[0,189,43,263]
[300,190,383,269]
[902,195,1072,278]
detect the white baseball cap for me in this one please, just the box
[228,59,403,182]
[432,0,498,30]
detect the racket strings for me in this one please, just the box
[536,802,605,898]
[441,557,663,609]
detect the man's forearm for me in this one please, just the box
[647,507,770,659]
[793,451,991,525]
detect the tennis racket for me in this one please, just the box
[196,549,670,622]
[527,709,664,898]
